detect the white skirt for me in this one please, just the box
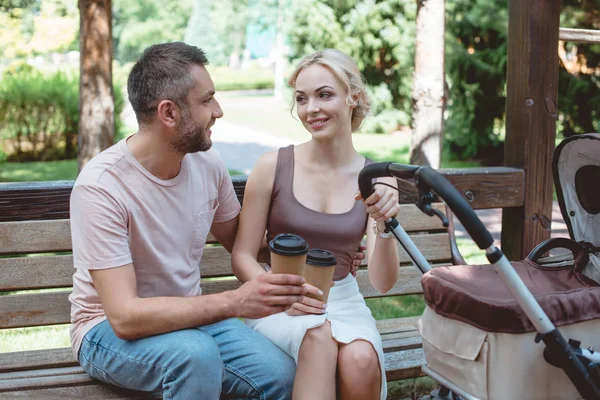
[245,273,387,400]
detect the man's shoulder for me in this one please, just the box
[74,142,127,188]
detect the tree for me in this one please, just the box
[409,0,445,168]
[444,0,508,162]
[287,0,416,131]
[184,0,249,66]
[112,0,192,64]
[78,0,114,170]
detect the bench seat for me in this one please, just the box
[0,177,490,398]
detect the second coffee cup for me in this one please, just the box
[303,249,337,303]
[269,233,309,276]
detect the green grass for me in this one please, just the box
[0,159,243,182]
[0,325,70,353]
[208,66,275,92]
[0,159,78,182]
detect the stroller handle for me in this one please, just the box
[358,162,494,250]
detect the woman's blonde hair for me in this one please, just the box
[288,49,370,132]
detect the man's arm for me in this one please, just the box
[211,216,271,263]
[210,215,239,253]
[91,263,306,340]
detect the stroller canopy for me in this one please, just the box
[554,133,600,283]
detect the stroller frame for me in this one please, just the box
[358,162,600,400]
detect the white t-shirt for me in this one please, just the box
[68,138,241,359]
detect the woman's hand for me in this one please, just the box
[355,184,400,223]
[286,283,327,316]
[351,245,366,276]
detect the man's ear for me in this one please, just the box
[156,100,179,128]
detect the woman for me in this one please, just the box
[231,49,400,400]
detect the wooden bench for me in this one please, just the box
[0,170,524,398]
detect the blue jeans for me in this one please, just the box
[78,318,296,399]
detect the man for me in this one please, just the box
[68,42,307,399]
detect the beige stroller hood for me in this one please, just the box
[554,133,600,284]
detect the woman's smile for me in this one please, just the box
[308,117,330,130]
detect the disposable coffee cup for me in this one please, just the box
[303,249,337,303]
[269,233,309,276]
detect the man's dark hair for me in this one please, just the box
[127,42,209,124]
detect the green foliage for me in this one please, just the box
[445,0,600,160]
[209,65,274,91]
[557,0,600,137]
[360,83,409,134]
[0,69,78,161]
[112,0,192,63]
[0,67,125,161]
[287,0,416,120]
[444,0,508,160]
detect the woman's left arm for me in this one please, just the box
[356,177,400,293]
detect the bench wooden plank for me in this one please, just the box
[0,348,77,374]
[376,316,420,335]
[0,268,427,328]
[0,220,72,255]
[0,346,425,394]
[1,232,450,291]
[0,203,449,256]
[0,292,71,329]
[0,349,424,395]
[0,255,74,291]
[0,383,149,399]
[384,348,426,381]
[0,372,94,392]
[0,330,423,378]
[0,366,85,381]
[0,169,524,222]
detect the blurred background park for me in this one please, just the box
[0,1,599,398]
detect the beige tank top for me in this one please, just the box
[266,145,372,280]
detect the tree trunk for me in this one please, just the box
[78,0,114,171]
[409,0,445,168]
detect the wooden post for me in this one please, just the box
[502,0,560,260]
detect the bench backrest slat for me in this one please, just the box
[0,266,433,330]
[0,232,451,292]
[0,204,448,256]
[0,221,72,255]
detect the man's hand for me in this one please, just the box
[232,272,307,319]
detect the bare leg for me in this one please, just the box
[337,340,381,400]
[292,321,338,400]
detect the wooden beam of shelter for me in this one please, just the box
[503,0,560,260]
[559,28,600,44]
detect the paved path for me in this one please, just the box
[210,120,300,175]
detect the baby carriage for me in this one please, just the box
[358,133,600,400]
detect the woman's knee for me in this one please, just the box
[338,341,380,377]
[303,322,336,348]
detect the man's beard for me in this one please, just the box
[170,107,212,154]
